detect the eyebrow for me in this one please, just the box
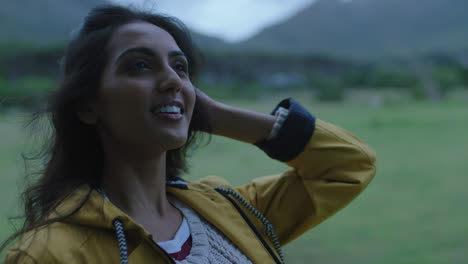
[115,47,187,64]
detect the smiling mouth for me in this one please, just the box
[150,103,185,120]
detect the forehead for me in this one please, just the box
[107,21,180,57]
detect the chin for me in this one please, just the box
[150,128,190,151]
[166,135,189,150]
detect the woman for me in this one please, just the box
[2,4,376,264]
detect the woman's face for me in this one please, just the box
[94,21,196,155]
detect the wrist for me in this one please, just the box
[266,107,289,140]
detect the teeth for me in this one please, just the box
[157,105,181,114]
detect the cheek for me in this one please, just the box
[99,72,150,107]
[96,79,152,130]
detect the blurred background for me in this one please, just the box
[1,0,467,263]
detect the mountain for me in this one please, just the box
[0,0,103,45]
[191,32,229,52]
[0,0,226,50]
[3,0,467,59]
[239,0,468,59]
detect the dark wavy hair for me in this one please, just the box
[1,4,210,255]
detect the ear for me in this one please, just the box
[76,102,98,125]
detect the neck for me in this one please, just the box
[100,151,172,217]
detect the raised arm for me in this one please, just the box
[198,93,377,245]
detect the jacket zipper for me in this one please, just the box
[214,188,283,264]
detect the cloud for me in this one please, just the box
[111,0,315,42]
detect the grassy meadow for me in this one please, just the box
[1,97,467,263]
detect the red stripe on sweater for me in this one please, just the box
[169,235,192,261]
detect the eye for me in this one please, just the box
[124,59,152,73]
[173,61,188,74]
[133,60,151,70]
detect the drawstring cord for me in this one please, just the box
[214,187,285,264]
[97,188,129,264]
[112,218,129,264]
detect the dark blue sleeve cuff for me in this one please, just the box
[255,98,316,162]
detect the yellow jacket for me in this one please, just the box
[6,102,377,264]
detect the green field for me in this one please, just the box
[1,98,467,263]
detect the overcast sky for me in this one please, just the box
[111,0,317,42]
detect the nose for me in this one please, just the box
[157,66,182,94]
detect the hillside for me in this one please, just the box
[0,0,227,50]
[2,0,467,59]
[0,0,103,45]
[240,0,468,59]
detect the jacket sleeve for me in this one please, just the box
[234,98,377,245]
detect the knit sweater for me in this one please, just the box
[169,196,253,264]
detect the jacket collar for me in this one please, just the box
[52,182,276,263]
[52,184,151,254]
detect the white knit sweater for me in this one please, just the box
[169,196,253,264]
